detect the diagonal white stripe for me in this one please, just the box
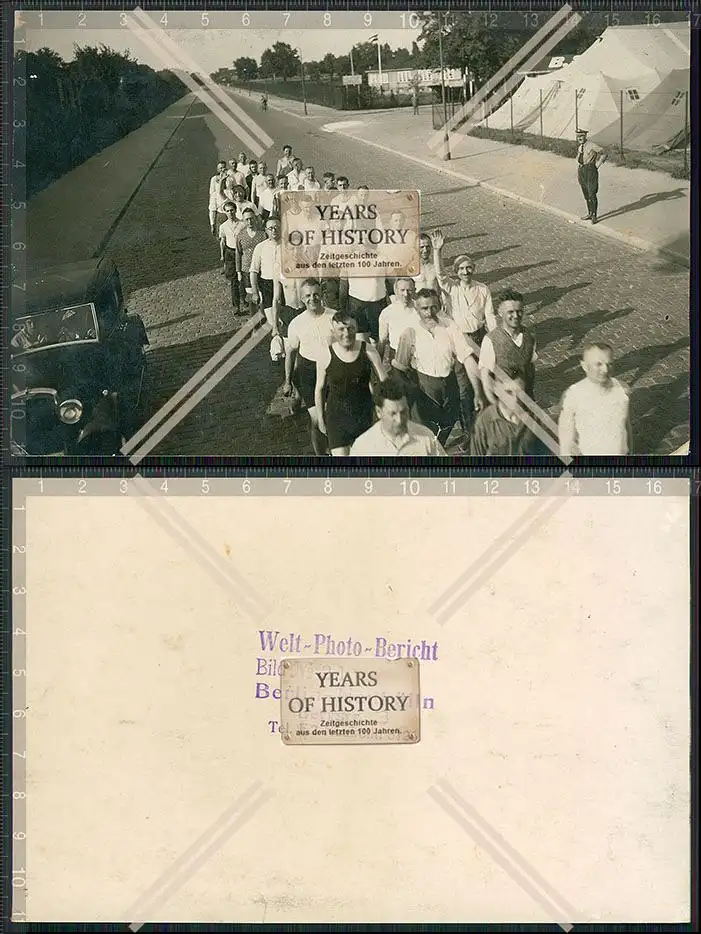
[445,14,583,148]
[122,314,265,456]
[124,16,270,156]
[428,5,579,150]
[128,318,271,463]
[130,7,274,151]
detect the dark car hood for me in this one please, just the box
[14,344,115,396]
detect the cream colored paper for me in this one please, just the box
[22,492,689,923]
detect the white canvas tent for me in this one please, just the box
[483,23,689,150]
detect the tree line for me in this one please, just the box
[212,9,687,89]
[18,44,186,199]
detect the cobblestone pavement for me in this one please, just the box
[32,97,690,455]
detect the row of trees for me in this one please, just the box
[213,9,687,91]
[211,13,604,88]
[19,45,186,198]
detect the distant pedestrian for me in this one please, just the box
[350,377,446,456]
[479,289,537,403]
[275,144,294,177]
[315,310,386,456]
[251,161,268,206]
[558,342,632,456]
[576,129,607,224]
[208,160,227,235]
[322,172,336,191]
[471,375,547,455]
[236,152,251,178]
[246,160,260,203]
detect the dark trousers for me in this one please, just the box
[455,327,485,435]
[578,163,599,218]
[223,246,240,309]
[349,295,387,342]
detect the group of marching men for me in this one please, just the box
[206,146,633,458]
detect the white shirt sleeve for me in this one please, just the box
[478,334,495,371]
[250,242,263,275]
[286,317,301,352]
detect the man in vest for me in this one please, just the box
[478,289,537,404]
[576,128,607,224]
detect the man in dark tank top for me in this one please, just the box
[478,288,537,405]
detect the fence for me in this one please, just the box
[459,85,690,164]
[231,78,431,112]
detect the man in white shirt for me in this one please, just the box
[275,145,295,178]
[251,161,269,206]
[303,166,322,191]
[283,279,337,454]
[350,377,446,456]
[235,152,251,179]
[208,160,227,235]
[250,216,286,325]
[377,278,418,364]
[479,289,537,403]
[392,287,485,446]
[432,228,496,435]
[287,158,305,191]
[218,201,245,313]
[558,342,632,456]
[258,173,278,221]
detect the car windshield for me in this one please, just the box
[11,303,99,354]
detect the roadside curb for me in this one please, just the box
[328,129,689,268]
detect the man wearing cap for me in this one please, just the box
[576,129,607,224]
[430,228,496,436]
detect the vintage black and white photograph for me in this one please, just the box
[10,6,691,457]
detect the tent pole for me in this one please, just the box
[574,90,578,133]
[539,89,543,140]
[684,90,689,175]
[510,95,514,138]
[619,89,624,161]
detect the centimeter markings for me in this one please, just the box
[11,475,694,497]
[10,486,28,923]
[15,7,699,31]
[10,10,28,453]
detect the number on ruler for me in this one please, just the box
[400,12,420,29]
[484,479,499,494]
[364,480,373,494]
[524,479,540,495]
[242,13,250,26]
[78,479,87,494]
[606,479,621,495]
[78,11,86,27]
[284,479,291,494]
[242,479,251,493]
[324,479,333,494]
[283,12,290,26]
[646,479,662,495]
[364,13,372,27]
[444,480,456,494]
[401,479,420,496]
[323,12,332,27]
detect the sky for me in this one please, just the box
[22,10,419,71]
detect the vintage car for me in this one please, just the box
[10,256,149,455]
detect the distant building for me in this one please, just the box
[366,67,466,90]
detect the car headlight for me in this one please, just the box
[58,398,83,424]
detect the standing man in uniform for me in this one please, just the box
[576,128,607,224]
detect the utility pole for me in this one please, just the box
[299,49,308,116]
[437,12,451,161]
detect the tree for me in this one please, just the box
[417,13,524,86]
[321,52,336,79]
[260,42,299,80]
[233,56,258,81]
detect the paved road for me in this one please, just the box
[30,95,689,455]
